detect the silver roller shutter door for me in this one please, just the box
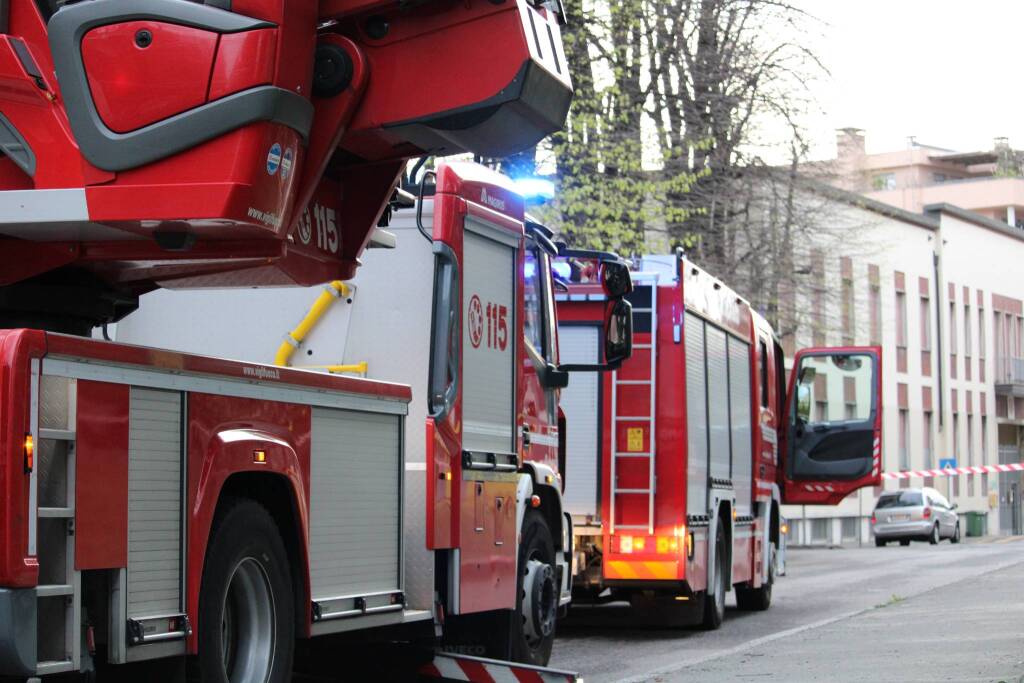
[685,313,709,515]
[705,325,731,482]
[461,226,515,455]
[728,337,753,516]
[127,387,183,618]
[310,408,402,600]
[558,325,601,517]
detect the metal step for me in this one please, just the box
[614,488,653,494]
[613,452,653,458]
[34,372,80,676]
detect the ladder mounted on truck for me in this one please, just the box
[610,272,658,536]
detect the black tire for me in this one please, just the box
[929,524,940,545]
[701,530,726,630]
[197,499,294,683]
[736,543,775,611]
[951,523,961,544]
[509,510,558,666]
[874,538,887,547]
[899,539,911,546]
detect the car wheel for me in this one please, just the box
[929,524,940,545]
[874,538,886,547]
[951,523,961,544]
[899,539,911,546]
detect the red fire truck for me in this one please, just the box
[0,1,636,680]
[557,251,882,628]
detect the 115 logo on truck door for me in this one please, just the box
[468,294,508,350]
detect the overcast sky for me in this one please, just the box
[794,0,1024,159]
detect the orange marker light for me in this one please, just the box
[530,494,541,508]
[253,450,267,464]
[23,434,33,473]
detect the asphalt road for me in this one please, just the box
[550,537,1024,682]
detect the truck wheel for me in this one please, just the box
[701,531,726,630]
[736,543,774,611]
[197,499,294,683]
[511,510,558,666]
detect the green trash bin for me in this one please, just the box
[964,511,987,537]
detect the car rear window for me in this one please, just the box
[876,492,923,508]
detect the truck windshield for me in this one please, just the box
[875,492,923,509]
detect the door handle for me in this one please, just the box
[521,424,531,448]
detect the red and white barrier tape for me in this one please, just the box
[882,462,1024,480]
[420,653,580,683]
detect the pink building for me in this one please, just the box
[829,128,1024,227]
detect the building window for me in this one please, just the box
[898,409,909,471]
[967,415,975,496]
[815,400,828,423]
[869,283,882,346]
[920,295,932,351]
[981,414,989,495]
[810,518,829,543]
[979,305,986,382]
[923,411,934,470]
[896,292,908,348]
[952,414,960,497]
[840,257,854,346]
[841,517,858,542]
[933,172,948,183]
[964,300,972,380]
[949,301,958,379]
[949,302,957,353]
[964,302,972,356]
[873,172,896,191]
[811,250,825,347]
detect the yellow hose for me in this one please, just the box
[293,362,369,376]
[274,281,351,367]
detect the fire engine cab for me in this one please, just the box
[557,251,882,627]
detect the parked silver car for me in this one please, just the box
[871,488,961,546]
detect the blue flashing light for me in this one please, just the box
[524,260,537,280]
[552,260,572,282]
[514,177,555,202]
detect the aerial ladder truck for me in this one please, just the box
[0,1,635,680]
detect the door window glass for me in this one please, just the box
[795,353,874,425]
[524,249,544,356]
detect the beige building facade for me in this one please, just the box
[783,193,1023,545]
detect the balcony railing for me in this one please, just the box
[995,356,1024,395]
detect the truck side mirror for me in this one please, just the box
[603,298,633,369]
[601,261,632,299]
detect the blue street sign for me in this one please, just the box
[939,458,957,469]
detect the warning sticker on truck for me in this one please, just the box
[627,427,644,452]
